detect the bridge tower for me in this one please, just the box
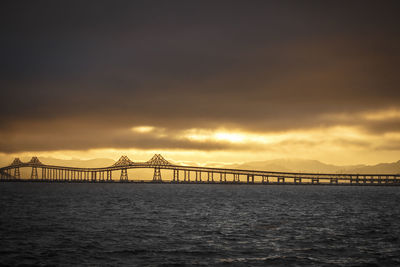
[27,157,42,180]
[31,167,38,179]
[120,168,128,182]
[153,167,162,182]
[10,158,23,179]
[13,167,21,179]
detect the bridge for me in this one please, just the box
[0,154,399,185]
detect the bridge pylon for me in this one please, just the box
[120,168,128,182]
[13,167,21,179]
[220,173,226,182]
[247,174,254,183]
[147,154,170,166]
[11,158,23,166]
[113,156,134,167]
[107,170,112,181]
[172,169,179,182]
[153,167,162,182]
[28,157,42,165]
[31,167,38,180]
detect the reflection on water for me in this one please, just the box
[1,183,400,266]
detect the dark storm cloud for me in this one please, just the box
[1,0,400,152]
[360,118,400,134]
[0,127,245,153]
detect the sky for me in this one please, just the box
[1,1,400,166]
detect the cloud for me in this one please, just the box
[0,1,400,154]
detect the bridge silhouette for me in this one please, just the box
[0,154,399,185]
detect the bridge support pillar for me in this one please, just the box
[311,178,319,184]
[207,172,214,182]
[262,176,269,183]
[120,169,128,182]
[13,167,20,179]
[195,171,201,182]
[277,177,285,184]
[153,167,161,182]
[294,177,302,184]
[42,168,46,180]
[220,173,226,183]
[247,174,254,183]
[107,170,112,181]
[233,173,240,183]
[31,167,38,180]
[99,171,104,182]
[184,170,190,182]
[330,178,338,184]
[91,171,96,182]
[173,169,179,182]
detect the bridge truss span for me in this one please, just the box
[0,155,399,186]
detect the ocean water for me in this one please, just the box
[0,183,400,266]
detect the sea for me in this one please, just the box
[0,183,400,266]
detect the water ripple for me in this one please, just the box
[1,183,400,266]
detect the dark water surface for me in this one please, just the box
[1,183,400,266]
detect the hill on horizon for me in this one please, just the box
[227,159,400,174]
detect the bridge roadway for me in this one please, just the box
[0,155,399,185]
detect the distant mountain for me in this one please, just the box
[346,161,400,174]
[228,159,343,173]
[228,159,400,174]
